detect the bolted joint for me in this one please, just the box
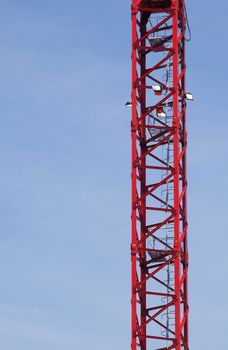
[131,243,137,256]
[131,4,138,15]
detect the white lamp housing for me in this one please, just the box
[157,111,166,118]
[184,92,194,101]
[152,85,162,92]
[156,107,167,118]
[125,101,132,108]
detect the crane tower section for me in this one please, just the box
[131,1,189,350]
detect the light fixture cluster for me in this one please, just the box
[125,92,193,109]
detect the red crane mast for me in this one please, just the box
[131,1,189,349]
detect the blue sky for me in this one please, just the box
[0,0,226,349]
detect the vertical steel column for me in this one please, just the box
[131,4,138,350]
[172,2,181,349]
[180,3,189,347]
[140,14,147,350]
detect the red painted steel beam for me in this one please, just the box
[131,0,189,349]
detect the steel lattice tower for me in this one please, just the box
[131,1,189,349]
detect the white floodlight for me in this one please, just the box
[156,107,167,118]
[184,92,194,101]
[125,101,132,108]
[152,85,162,95]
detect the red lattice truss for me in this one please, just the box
[131,1,189,350]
